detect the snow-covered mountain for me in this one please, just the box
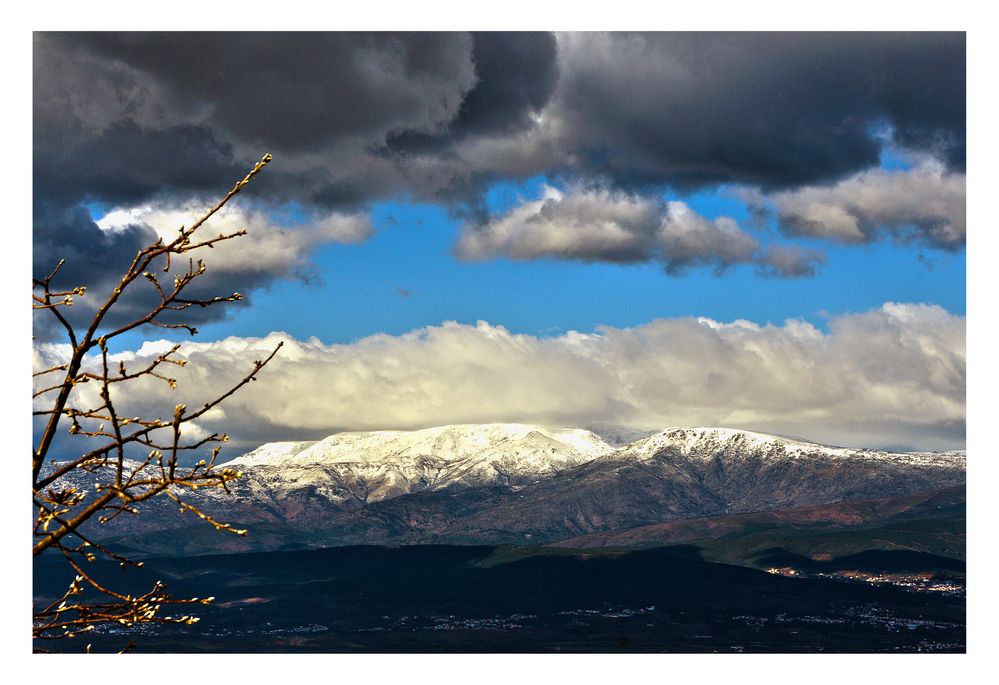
[62,424,966,553]
[216,424,964,510]
[629,427,963,467]
[221,424,614,506]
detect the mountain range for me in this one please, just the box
[70,423,966,555]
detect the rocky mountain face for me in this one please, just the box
[554,486,966,550]
[62,424,966,554]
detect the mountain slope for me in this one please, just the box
[272,429,964,547]
[552,486,966,561]
[218,424,615,513]
[69,424,965,553]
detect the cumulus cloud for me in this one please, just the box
[33,202,374,339]
[657,202,759,274]
[455,186,823,276]
[766,161,966,248]
[757,245,828,278]
[34,304,965,453]
[456,185,664,263]
[95,203,373,276]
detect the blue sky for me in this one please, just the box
[108,169,964,351]
[34,32,967,448]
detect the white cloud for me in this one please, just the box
[657,201,757,273]
[34,304,965,452]
[455,185,659,263]
[96,203,374,278]
[768,160,965,248]
[455,185,822,276]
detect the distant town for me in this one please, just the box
[764,567,964,596]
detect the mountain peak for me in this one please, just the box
[229,424,966,470]
[228,423,614,468]
[657,426,828,449]
[79,422,966,554]
[627,427,964,468]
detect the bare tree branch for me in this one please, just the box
[32,154,280,647]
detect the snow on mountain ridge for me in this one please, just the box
[219,424,618,504]
[230,424,965,471]
[632,426,853,456]
[213,424,966,511]
[627,426,965,468]
[231,440,318,465]
[229,423,614,467]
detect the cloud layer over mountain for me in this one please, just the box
[34,303,965,453]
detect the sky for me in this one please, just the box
[31,32,966,451]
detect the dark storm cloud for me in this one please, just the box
[387,32,559,149]
[33,32,480,210]
[63,32,477,152]
[552,32,965,191]
[33,121,243,208]
[454,32,560,136]
[38,31,964,214]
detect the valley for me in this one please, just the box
[37,423,966,653]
